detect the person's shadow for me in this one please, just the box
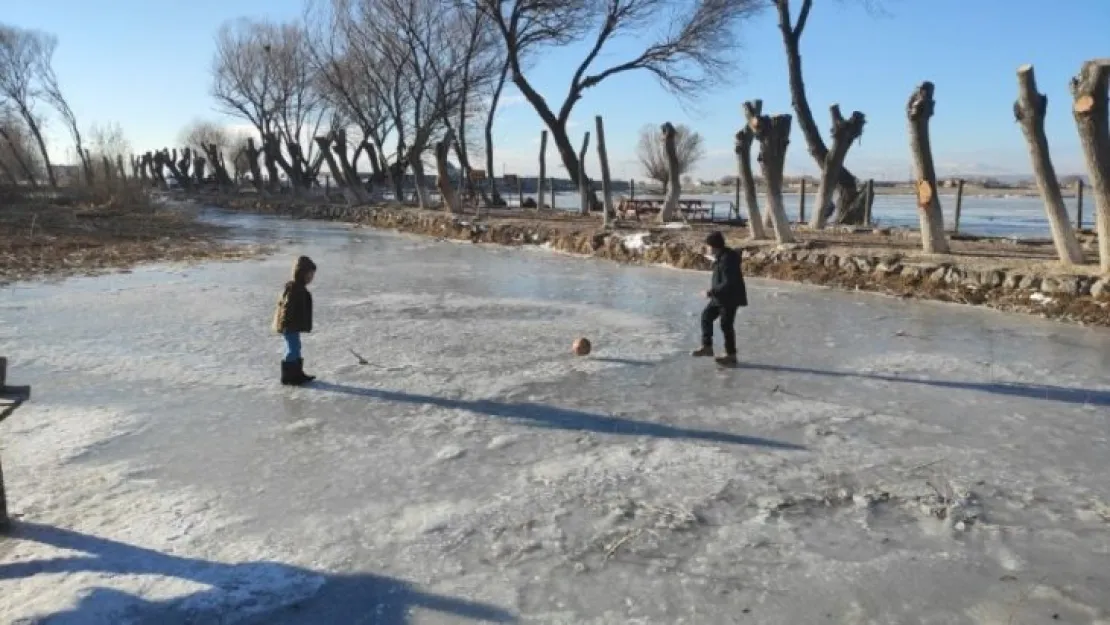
[1,523,516,625]
[308,382,806,451]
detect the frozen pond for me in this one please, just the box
[1,212,1109,624]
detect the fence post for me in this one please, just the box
[953,178,965,234]
[1077,178,1085,231]
[864,179,875,226]
[798,178,807,223]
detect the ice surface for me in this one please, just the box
[2,211,1110,624]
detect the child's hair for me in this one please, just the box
[292,256,317,283]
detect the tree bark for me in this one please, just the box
[735,112,767,240]
[595,116,614,226]
[577,132,592,216]
[659,122,682,223]
[1013,64,1084,265]
[435,129,460,214]
[203,144,233,189]
[485,60,510,207]
[1070,59,1110,273]
[745,102,795,243]
[907,82,950,254]
[115,155,127,181]
[538,130,548,210]
[811,105,866,229]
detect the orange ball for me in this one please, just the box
[572,337,592,356]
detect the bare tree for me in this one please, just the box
[0,107,42,186]
[636,123,705,193]
[1070,59,1110,273]
[1013,65,1083,265]
[87,122,131,182]
[474,0,762,198]
[774,0,873,224]
[658,122,682,222]
[0,24,56,187]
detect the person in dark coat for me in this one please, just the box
[692,231,747,365]
[272,255,317,385]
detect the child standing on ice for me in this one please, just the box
[272,255,317,385]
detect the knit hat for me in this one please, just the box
[292,255,317,283]
[705,231,726,249]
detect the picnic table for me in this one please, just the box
[1,356,32,532]
[617,198,713,222]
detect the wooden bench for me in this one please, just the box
[1,356,32,533]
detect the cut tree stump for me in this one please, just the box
[435,129,461,214]
[907,81,950,254]
[734,112,767,240]
[659,122,681,223]
[813,104,866,229]
[1070,59,1110,272]
[1014,64,1084,265]
[577,132,592,216]
[744,101,795,244]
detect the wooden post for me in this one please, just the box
[517,178,523,208]
[595,116,615,226]
[734,176,741,219]
[538,130,548,209]
[798,178,807,223]
[630,179,636,200]
[953,178,965,234]
[1077,178,1085,230]
[865,179,876,226]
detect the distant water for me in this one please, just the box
[525,191,1090,240]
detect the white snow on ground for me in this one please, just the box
[618,232,653,251]
[1,211,1110,624]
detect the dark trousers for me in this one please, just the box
[701,302,738,355]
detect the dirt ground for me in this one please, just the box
[0,187,265,286]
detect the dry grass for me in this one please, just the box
[0,184,263,285]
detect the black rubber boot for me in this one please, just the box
[296,358,316,384]
[280,360,297,385]
[691,346,714,357]
[715,353,738,366]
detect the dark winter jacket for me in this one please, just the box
[272,281,313,333]
[709,247,748,308]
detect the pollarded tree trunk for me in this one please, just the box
[409,151,430,209]
[1070,59,1110,273]
[745,102,795,244]
[245,139,266,194]
[315,135,358,205]
[659,122,681,223]
[435,129,461,214]
[595,116,614,227]
[261,135,283,193]
[1014,64,1084,265]
[332,130,365,202]
[735,122,767,240]
[811,105,866,229]
[115,155,127,181]
[538,130,548,209]
[101,155,114,183]
[577,132,592,216]
[907,82,950,254]
[203,144,233,188]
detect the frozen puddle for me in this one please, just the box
[1,212,1109,624]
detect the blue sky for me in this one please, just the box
[6,0,1109,180]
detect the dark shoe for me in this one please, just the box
[715,354,738,366]
[280,360,298,385]
[691,346,714,357]
[296,358,316,384]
